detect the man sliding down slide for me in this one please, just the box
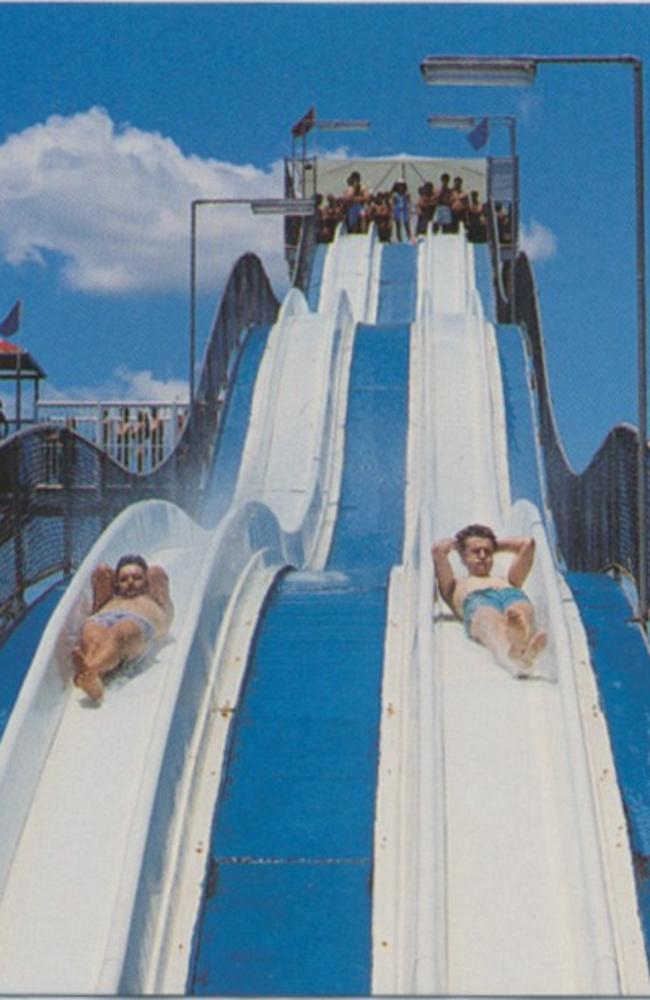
[432,524,547,677]
[72,554,174,702]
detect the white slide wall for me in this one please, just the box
[0,234,378,994]
[372,231,649,995]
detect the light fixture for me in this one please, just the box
[420,56,537,87]
[250,198,316,215]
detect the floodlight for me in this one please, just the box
[420,56,537,87]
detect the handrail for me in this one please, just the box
[0,252,279,640]
[485,198,510,320]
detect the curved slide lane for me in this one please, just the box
[0,233,377,995]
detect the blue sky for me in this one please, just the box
[0,2,648,470]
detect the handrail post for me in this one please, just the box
[633,58,648,623]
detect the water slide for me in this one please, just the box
[372,230,650,995]
[0,230,379,995]
[0,220,647,996]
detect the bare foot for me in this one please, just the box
[74,670,104,702]
[521,630,547,668]
[506,607,531,658]
[72,649,104,701]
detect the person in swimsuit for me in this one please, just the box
[432,523,547,675]
[391,180,412,242]
[72,553,174,702]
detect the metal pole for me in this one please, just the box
[189,200,198,408]
[509,117,519,325]
[633,59,648,621]
[15,349,22,430]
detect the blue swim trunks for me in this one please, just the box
[90,609,156,644]
[462,587,530,636]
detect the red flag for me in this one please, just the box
[0,301,21,338]
[291,107,316,138]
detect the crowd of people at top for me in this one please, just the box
[315,170,512,246]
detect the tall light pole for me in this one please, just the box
[189,197,315,406]
[421,54,648,622]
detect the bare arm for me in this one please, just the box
[91,563,115,613]
[499,537,536,588]
[431,538,457,608]
[147,565,174,626]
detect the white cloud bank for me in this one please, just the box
[40,365,189,404]
[0,107,287,293]
[520,219,557,263]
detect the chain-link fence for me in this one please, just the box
[514,252,648,596]
[0,252,279,639]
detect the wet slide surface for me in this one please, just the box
[201,325,271,527]
[189,323,410,995]
[376,243,417,324]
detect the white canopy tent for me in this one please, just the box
[311,155,488,200]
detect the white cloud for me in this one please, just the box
[0,107,287,294]
[520,219,558,263]
[40,365,188,403]
[516,93,543,127]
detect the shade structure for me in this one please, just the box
[0,340,46,379]
[314,155,488,202]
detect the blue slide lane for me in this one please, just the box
[497,318,650,962]
[189,323,410,995]
[495,323,546,513]
[566,572,650,964]
[0,582,67,739]
[201,324,271,527]
[306,244,328,312]
[376,243,417,324]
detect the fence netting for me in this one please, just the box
[514,252,649,598]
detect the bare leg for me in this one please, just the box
[506,601,547,670]
[505,602,534,659]
[73,619,149,702]
[72,647,105,701]
[469,607,519,673]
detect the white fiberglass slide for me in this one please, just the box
[372,230,649,995]
[0,233,375,995]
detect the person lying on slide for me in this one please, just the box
[72,554,174,702]
[432,523,547,675]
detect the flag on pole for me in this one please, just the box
[0,300,21,338]
[467,117,490,150]
[291,107,316,138]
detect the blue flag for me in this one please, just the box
[0,300,21,338]
[467,117,490,150]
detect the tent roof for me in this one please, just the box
[313,154,488,200]
[0,340,46,378]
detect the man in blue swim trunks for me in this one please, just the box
[432,523,547,674]
[72,553,174,702]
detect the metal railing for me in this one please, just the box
[34,401,189,475]
[512,251,650,609]
[0,252,279,638]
